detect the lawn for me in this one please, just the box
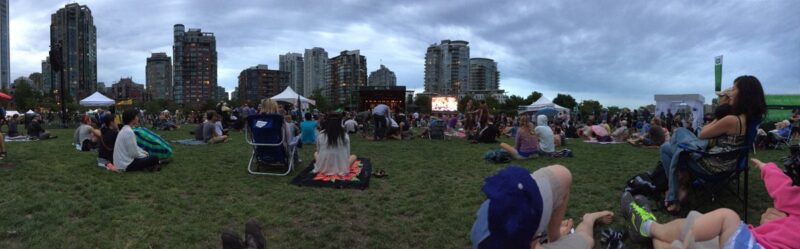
[0,127,789,248]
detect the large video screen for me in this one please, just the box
[431,96,458,112]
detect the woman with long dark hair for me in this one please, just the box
[313,113,357,176]
[659,75,767,212]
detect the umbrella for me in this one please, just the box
[0,92,12,101]
[535,107,559,118]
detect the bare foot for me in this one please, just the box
[583,211,614,225]
[559,219,574,236]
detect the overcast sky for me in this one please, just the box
[8,0,800,108]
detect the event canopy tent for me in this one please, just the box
[518,97,570,114]
[269,87,316,108]
[654,94,705,129]
[79,92,115,107]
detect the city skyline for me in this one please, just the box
[5,0,800,108]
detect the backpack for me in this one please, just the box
[484,149,512,164]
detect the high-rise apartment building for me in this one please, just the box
[279,52,303,94]
[146,52,172,101]
[368,64,396,89]
[50,3,97,101]
[328,50,367,109]
[424,40,469,95]
[41,58,52,93]
[468,58,499,91]
[1,0,9,90]
[172,24,217,106]
[215,86,227,101]
[303,47,328,96]
[237,64,289,103]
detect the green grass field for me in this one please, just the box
[0,127,789,248]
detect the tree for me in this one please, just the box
[485,95,501,112]
[607,106,621,117]
[310,88,330,112]
[414,95,431,114]
[458,95,474,112]
[525,91,543,104]
[578,100,603,119]
[501,95,527,115]
[552,93,577,110]
[11,79,35,111]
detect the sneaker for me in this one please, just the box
[628,201,656,239]
[221,230,244,249]
[620,191,652,243]
[244,219,266,249]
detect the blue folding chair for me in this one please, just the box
[245,114,297,176]
[677,118,760,222]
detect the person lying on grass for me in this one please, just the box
[471,165,615,249]
[500,116,539,160]
[624,158,799,249]
[313,113,356,176]
[111,109,161,172]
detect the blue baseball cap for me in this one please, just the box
[471,166,543,249]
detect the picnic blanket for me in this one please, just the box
[133,127,173,159]
[172,139,206,145]
[290,158,372,190]
[4,136,32,142]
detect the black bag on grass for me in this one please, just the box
[484,149,512,164]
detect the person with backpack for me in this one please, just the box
[499,116,538,159]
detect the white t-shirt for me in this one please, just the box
[372,104,389,116]
[344,119,358,133]
[389,117,399,128]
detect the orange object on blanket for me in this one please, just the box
[314,160,362,182]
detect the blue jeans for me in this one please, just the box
[660,142,678,202]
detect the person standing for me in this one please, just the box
[372,103,389,140]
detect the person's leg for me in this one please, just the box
[125,156,160,171]
[648,208,740,245]
[543,165,572,243]
[0,132,5,153]
[499,143,521,159]
[574,211,614,248]
[659,142,680,208]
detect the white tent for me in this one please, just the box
[654,94,705,129]
[26,110,35,114]
[518,97,570,113]
[79,91,115,107]
[269,87,316,108]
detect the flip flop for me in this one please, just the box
[373,169,388,178]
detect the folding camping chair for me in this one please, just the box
[245,114,297,176]
[677,118,760,222]
[428,119,446,140]
[771,124,794,150]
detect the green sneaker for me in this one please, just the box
[629,202,657,238]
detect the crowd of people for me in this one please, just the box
[4,73,799,248]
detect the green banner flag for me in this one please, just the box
[715,55,723,91]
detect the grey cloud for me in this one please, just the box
[8,0,799,108]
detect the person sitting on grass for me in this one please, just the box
[74,115,97,151]
[93,114,119,167]
[627,117,667,146]
[112,109,161,172]
[27,114,55,140]
[535,115,555,152]
[624,158,798,249]
[344,116,358,134]
[300,112,318,145]
[499,116,539,160]
[610,120,630,142]
[473,117,500,143]
[7,114,19,137]
[471,165,616,249]
[313,113,357,176]
[203,111,229,144]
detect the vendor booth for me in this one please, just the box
[517,96,571,122]
[269,86,316,110]
[79,92,115,107]
[654,94,705,129]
